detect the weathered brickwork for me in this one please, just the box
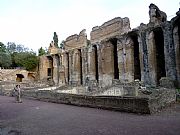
[90,17,130,44]
[64,29,87,50]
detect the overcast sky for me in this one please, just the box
[0,0,179,52]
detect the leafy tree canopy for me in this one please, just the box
[7,42,29,54]
[0,41,38,71]
[0,42,7,52]
[0,52,12,67]
[38,47,47,56]
[60,40,64,49]
[14,52,38,71]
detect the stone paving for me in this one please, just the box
[0,95,180,135]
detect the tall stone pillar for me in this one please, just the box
[81,48,88,85]
[52,55,60,85]
[163,22,177,81]
[68,51,73,85]
[100,41,114,86]
[125,37,134,82]
[138,31,151,85]
[117,37,134,82]
[70,49,82,86]
[117,38,125,82]
[173,26,180,86]
[87,45,96,81]
[63,52,69,85]
[147,31,156,86]
[97,43,103,87]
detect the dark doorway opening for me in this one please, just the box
[93,45,99,82]
[16,74,24,82]
[154,28,166,84]
[47,56,53,79]
[131,34,141,80]
[110,38,119,79]
[47,68,52,76]
[78,49,83,85]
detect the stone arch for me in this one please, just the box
[16,74,24,82]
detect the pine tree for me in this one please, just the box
[53,32,58,47]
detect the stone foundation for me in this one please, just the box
[21,88,176,114]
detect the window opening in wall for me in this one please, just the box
[154,28,166,84]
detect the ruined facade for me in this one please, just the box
[39,4,180,88]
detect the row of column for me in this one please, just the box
[44,22,179,87]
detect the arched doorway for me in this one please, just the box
[16,74,24,82]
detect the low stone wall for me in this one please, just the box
[22,90,150,114]
[21,88,176,114]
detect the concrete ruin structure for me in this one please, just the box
[38,4,180,89]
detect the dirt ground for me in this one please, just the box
[0,95,180,135]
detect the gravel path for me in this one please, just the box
[0,95,180,135]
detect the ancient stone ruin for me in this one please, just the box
[1,4,179,114]
[39,4,180,89]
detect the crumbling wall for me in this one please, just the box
[64,29,87,50]
[39,56,53,81]
[90,17,130,44]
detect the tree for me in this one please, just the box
[6,42,16,54]
[0,42,6,52]
[0,42,12,67]
[38,47,47,56]
[53,32,58,47]
[14,52,38,71]
[0,52,12,67]
[60,40,64,49]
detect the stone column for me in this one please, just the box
[163,22,177,81]
[97,43,103,87]
[81,48,88,86]
[68,51,73,85]
[125,37,134,82]
[117,38,125,82]
[70,49,82,86]
[100,41,114,86]
[87,45,96,81]
[52,55,58,85]
[147,31,156,86]
[63,52,69,85]
[138,31,151,85]
[173,26,180,86]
